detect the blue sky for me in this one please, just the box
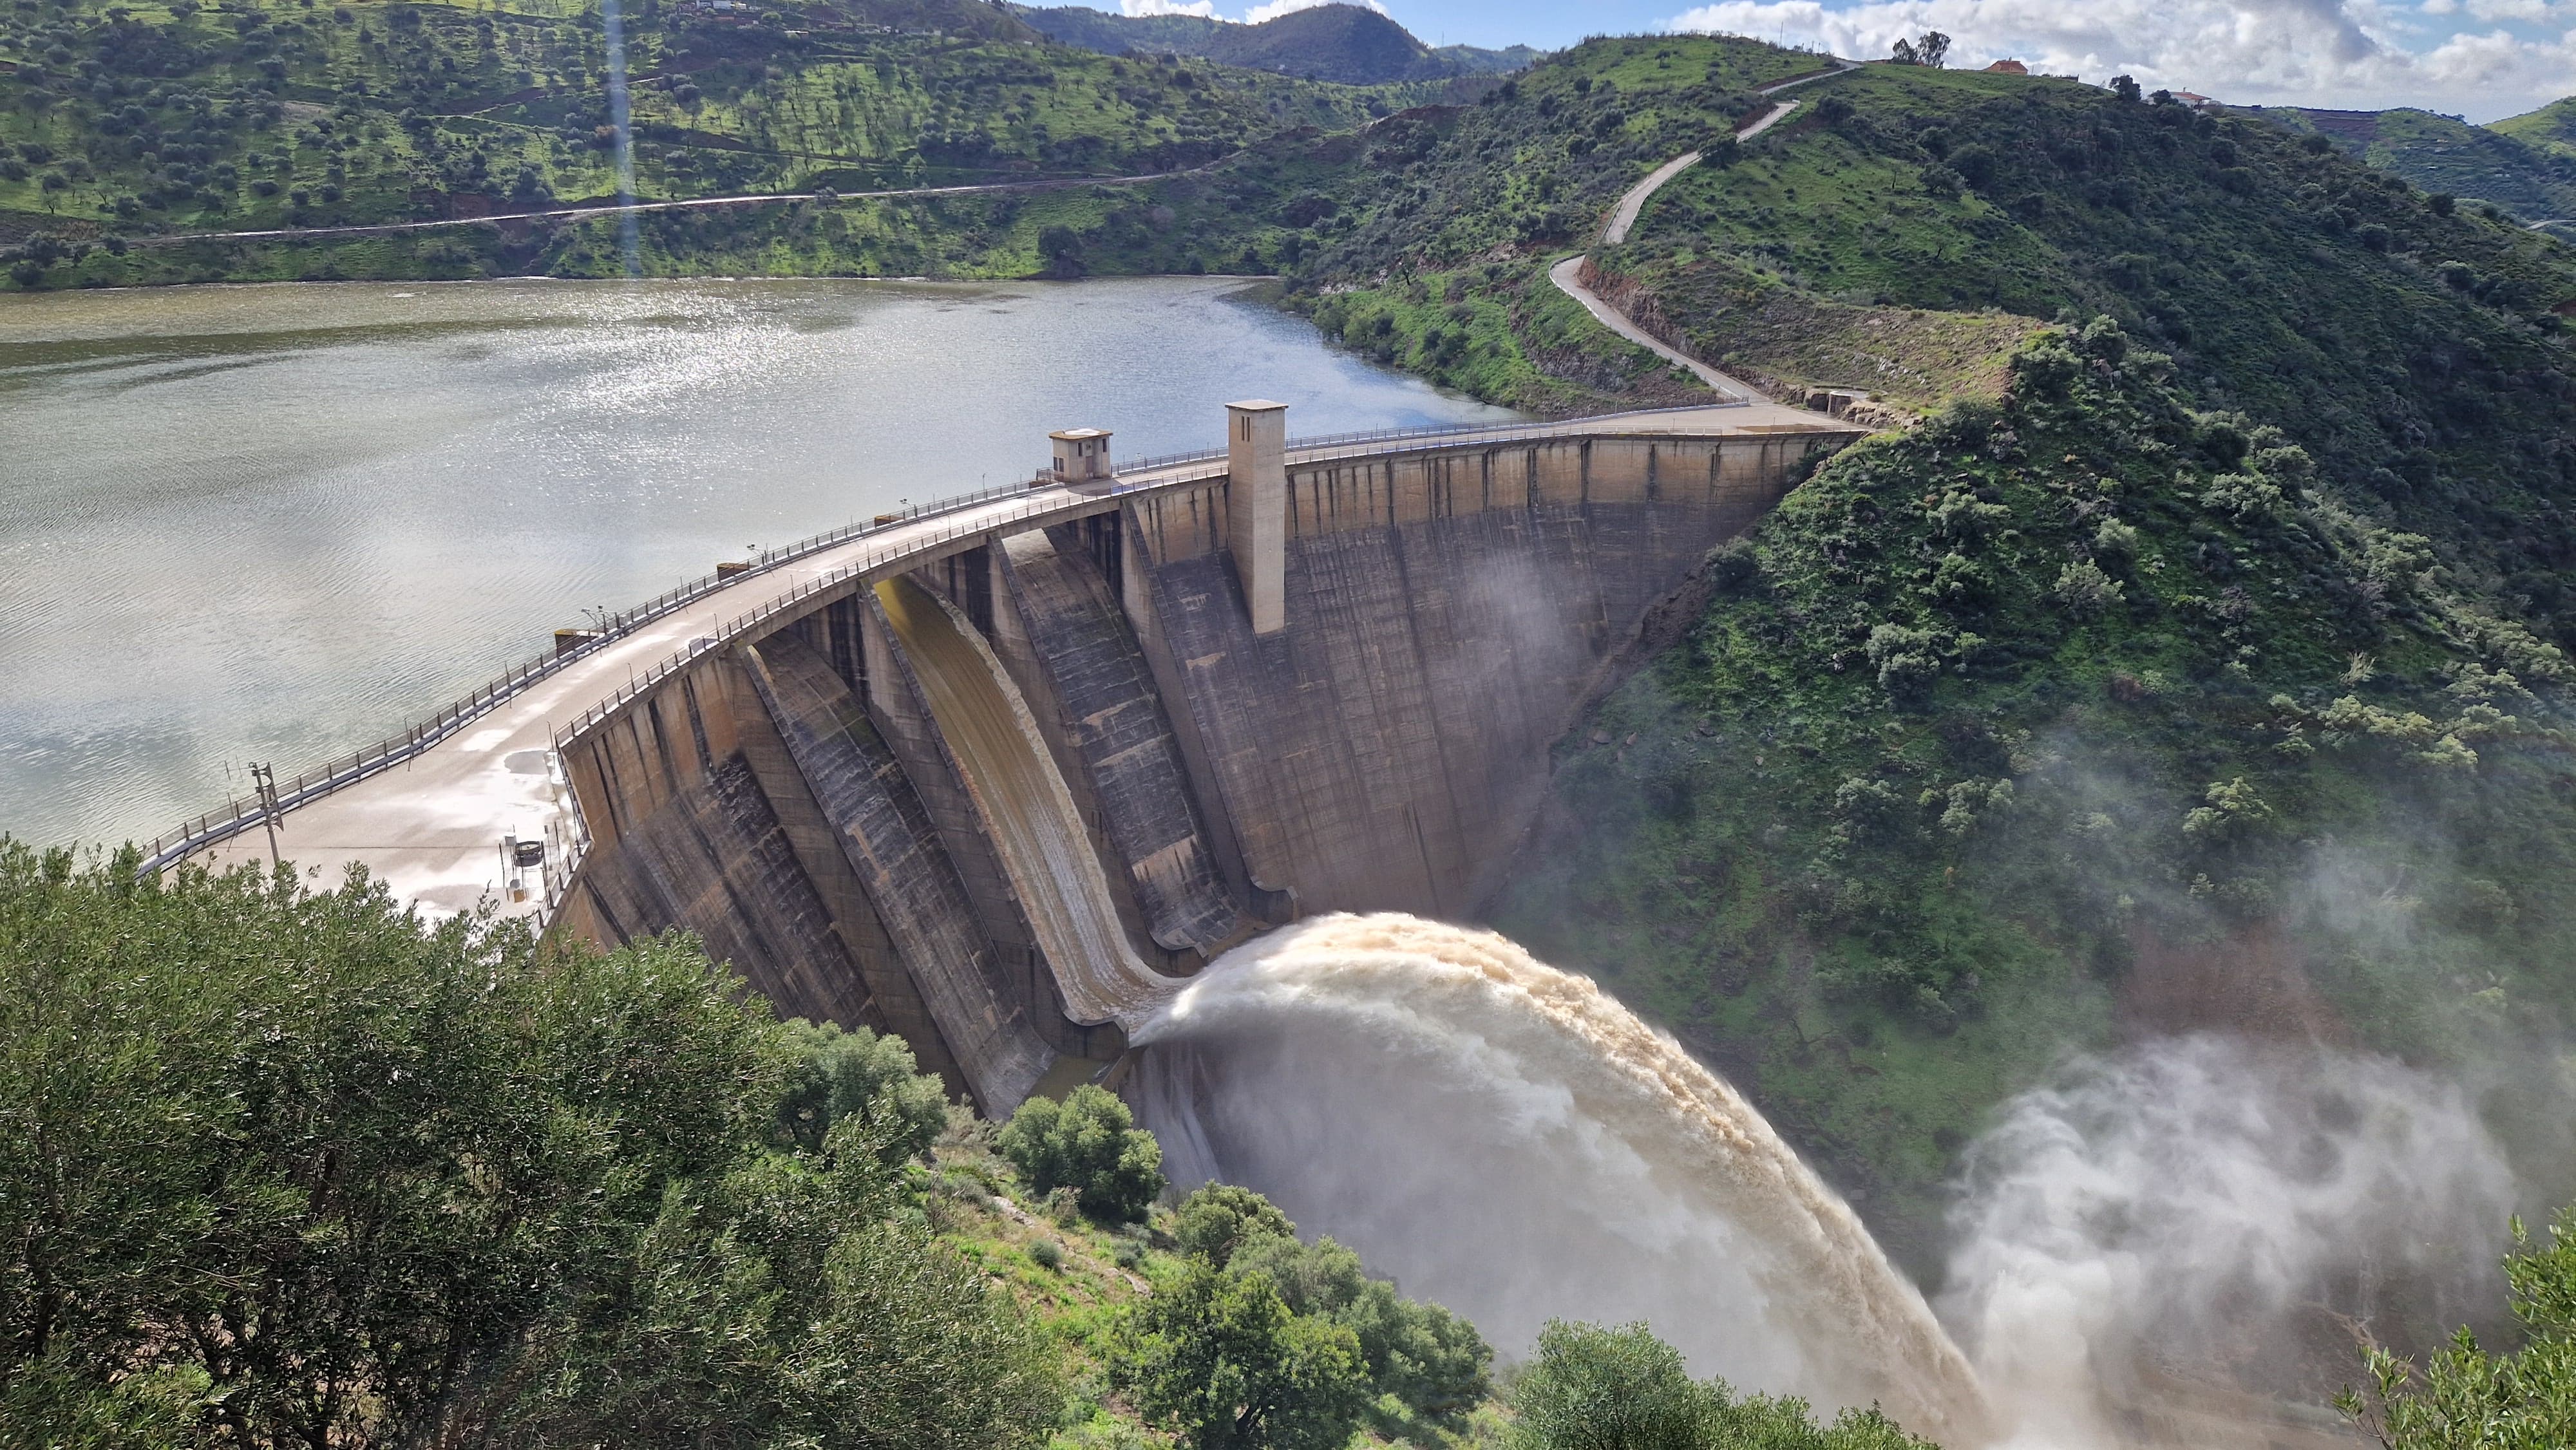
[1121,0,2576,122]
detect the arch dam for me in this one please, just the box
[174,400,1869,1110]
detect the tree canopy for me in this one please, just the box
[1113,1183,1491,1449]
[2341,1206,2576,1449]
[1507,1320,1936,1450]
[0,845,1054,1450]
[996,1083,1166,1225]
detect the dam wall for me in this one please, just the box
[1124,430,1825,916]
[997,525,1244,956]
[271,405,1861,1112]
[551,659,884,1035]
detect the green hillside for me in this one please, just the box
[1261,46,2576,634]
[2253,105,2576,221]
[1009,3,1534,85]
[2494,94,2576,163]
[0,0,1406,252]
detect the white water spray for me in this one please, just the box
[1942,1035,2516,1449]
[1128,912,1991,1444]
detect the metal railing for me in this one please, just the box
[1106,404,1743,481]
[545,487,1119,751]
[141,404,1794,878]
[135,473,1101,876]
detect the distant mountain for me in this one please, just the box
[847,0,1041,42]
[2494,96,2576,163]
[1009,3,1536,84]
[2255,105,2576,221]
[1010,5,1226,55]
[1432,42,1542,76]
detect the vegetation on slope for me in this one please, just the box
[2253,106,2576,223]
[1008,3,1535,87]
[4,844,1961,1449]
[0,0,1421,270]
[1596,61,2576,450]
[2493,95,2576,164]
[1492,319,2576,1271]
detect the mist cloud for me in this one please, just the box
[1942,1034,2517,1447]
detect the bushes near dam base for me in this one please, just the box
[1495,318,2576,1272]
[0,846,1511,1449]
[0,844,1057,1449]
[1507,1321,1933,1450]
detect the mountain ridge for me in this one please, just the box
[1009,3,1537,85]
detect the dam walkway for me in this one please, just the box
[173,400,1854,921]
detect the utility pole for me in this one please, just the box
[249,762,283,865]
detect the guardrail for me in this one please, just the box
[135,473,1089,877]
[1106,404,1741,481]
[546,487,1126,751]
[141,404,1793,878]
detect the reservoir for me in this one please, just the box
[0,276,1514,849]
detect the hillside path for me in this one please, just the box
[1548,254,1759,399]
[133,165,1217,248]
[1552,57,1860,400]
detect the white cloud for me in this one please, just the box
[1660,0,2576,120]
[1122,0,1218,14]
[1240,0,1387,23]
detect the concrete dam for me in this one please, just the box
[182,400,1866,1113]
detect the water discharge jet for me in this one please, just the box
[1126,911,1993,1444]
[875,575,1179,1028]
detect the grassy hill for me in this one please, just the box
[0,0,1416,269]
[1252,46,2576,630]
[2253,105,2576,221]
[2495,95,2576,164]
[1010,2,1535,84]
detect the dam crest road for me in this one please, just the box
[178,399,1868,1111]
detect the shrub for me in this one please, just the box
[2340,1205,2576,1448]
[1707,536,1761,595]
[1231,1231,1493,1422]
[1865,623,1943,702]
[1175,1182,1296,1267]
[1029,1237,1064,1270]
[1112,1259,1368,1450]
[2092,518,2141,567]
[2053,560,2125,616]
[995,1084,1166,1224]
[1509,1321,1707,1450]
[773,1019,947,1163]
[1508,1319,1938,1450]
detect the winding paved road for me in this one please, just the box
[1550,58,1861,402]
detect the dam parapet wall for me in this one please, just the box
[180,402,1864,1111]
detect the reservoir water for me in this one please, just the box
[0,277,1515,850]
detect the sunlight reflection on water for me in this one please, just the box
[0,276,1516,847]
